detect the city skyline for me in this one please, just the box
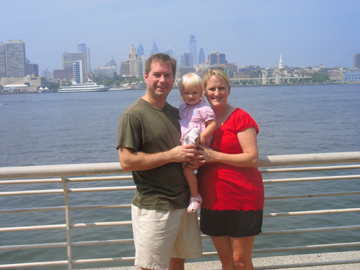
[1,0,359,73]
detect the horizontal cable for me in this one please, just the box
[69,204,131,210]
[71,238,134,246]
[0,224,66,233]
[0,189,63,196]
[0,242,67,251]
[263,208,360,217]
[263,174,360,183]
[265,191,360,200]
[0,206,65,214]
[72,256,135,264]
[70,221,132,228]
[67,186,135,193]
[0,239,134,251]
[260,164,360,173]
[0,260,68,268]
[0,178,61,185]
[253,242,360,253]
[253,259,360,270]
[262,225,360,235]
[66,175,133,182]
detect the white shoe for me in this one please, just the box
[187,194,202,213]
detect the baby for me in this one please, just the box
[178,73,217,213]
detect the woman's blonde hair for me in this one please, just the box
[203,67,230,89]
[178,73,204,95]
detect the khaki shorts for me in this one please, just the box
[131,204,202,270]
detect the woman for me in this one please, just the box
[196,67,264,270]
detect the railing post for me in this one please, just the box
[61,176,72,270]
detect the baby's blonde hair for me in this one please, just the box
[178,73,204,95]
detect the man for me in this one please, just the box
[117,53,202,270]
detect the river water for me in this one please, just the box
[0,84,359,269]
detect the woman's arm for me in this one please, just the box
[198,127,259,167]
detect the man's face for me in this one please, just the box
[144,61,175,100]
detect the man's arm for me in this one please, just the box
[118,144,197,171]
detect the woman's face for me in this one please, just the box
[204,75,231,109]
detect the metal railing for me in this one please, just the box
[0,152,360,269]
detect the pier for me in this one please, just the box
[1,152,360,269]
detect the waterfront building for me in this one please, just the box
[73,60,83,83]
[62,51,87,80]
[180,52,194,68]
[189,35,197,66]
[0,42,6,78]
[198,48,205,65]
[208,51,228,66]
[4,40,26,78]
[128,45,139,77]
[138,55,146,78]
[53,68,72,81]
[150,41,159,56]
[41,68,52,80]
[76,43,91,73]
[355,53,360,69]
[120,45,140,77]
[119,62,130,77]
[93,63,117,78]
[137,44,145,58]
[26,63,39,77]
[343,69,360,82]
[279,54,284,69]
[109,57,117,69]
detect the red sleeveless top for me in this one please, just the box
[197,108,264,211]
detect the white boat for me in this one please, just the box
[58,80,110,93]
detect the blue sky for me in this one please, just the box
[1,0,359,72]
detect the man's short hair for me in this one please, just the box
[145,53,177,78]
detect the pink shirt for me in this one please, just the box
[179,100,215,146]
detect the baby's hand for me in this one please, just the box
[199,135,206,146]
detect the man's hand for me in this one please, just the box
[169,144,198,163]
[118,143,198,171]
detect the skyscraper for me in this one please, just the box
[355,53,360,69]
[137,44,145,57]
[180,53,194,68]
[62,51,87,78]
[198,48,205,65]
[73,60,83,83]
[189,35,197,66]
[4,40,26,78]
[120,45,140,77]
[0,42,6,78]
[208,51,227,66]
[128,45,138,77]
[76,43,91,73]
[150,41,159,56]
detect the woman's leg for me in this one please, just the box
[230,236,255,270]
[211,236,236,270]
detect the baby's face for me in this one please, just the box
[181,84,203,106]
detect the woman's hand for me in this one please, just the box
[197,144,217,163]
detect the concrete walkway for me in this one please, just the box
[86,250,360,270]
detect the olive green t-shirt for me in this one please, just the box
[117,98,189,210]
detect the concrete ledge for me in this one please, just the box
[86,250,360,269]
